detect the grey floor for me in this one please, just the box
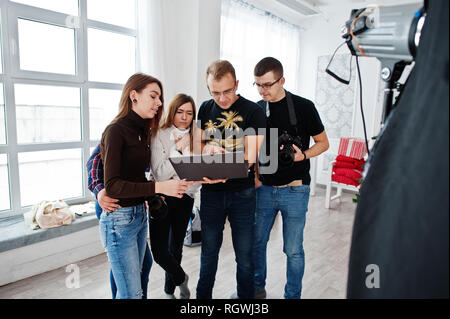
[0,187,357,299]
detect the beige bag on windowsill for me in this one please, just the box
[25,200,75,230]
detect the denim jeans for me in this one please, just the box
[254,184,310,299]
[108,244,152,299]
[99,203,148,299]
[196,187,256,299]
[96,201,152,299]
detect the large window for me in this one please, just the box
[15,84,81,144]
[18,18,76,75]
[11,0,79,16]
[0,153,10,211]
[0,85,5,144]
[0,0,138,218]
[87,28,136,83]
[88,88,122,140]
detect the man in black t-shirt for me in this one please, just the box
[195,60,266,299]
[253,57,329,299]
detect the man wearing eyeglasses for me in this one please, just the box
[253,57,329,299]
[195,60,266,299]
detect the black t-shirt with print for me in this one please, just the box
[197,95,266,192]
[257,92,325,186]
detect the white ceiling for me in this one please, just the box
[247,0,423,27]
[309,0,422,17]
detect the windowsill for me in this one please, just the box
[0,203,99,254]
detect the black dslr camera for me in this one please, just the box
[278,131,303,167]
[146,195,168,220]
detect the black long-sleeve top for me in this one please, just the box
[100,110,156,207]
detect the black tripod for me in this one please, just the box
[379,59,411,124]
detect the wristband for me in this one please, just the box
[302,151,307,161]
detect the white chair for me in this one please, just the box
[325,160,360,209]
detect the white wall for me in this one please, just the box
[0,227,104,286]
[297,6,351,102]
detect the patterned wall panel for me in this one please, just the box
[315,54,356,139]
[314,54,356,185]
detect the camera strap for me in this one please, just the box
[265,90,301,143]
[266,90,300,136]
[265,90,298,126]
[286,91,298,129]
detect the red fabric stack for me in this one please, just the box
[332,155,365,186]
[331,138,367,187]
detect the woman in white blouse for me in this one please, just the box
[150,93,201,299]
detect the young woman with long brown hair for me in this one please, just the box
[99,73,191,299]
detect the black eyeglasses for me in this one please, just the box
[253,76,282,90]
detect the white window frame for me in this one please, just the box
[0,0,139,219]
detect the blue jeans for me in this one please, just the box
[196,187,256,299]
[99,203,148,299]
[254,184,310,299]
[96,201,153,299]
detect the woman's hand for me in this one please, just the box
[155,179,193,198]
[194,177,227,184]
[174,132,190,153]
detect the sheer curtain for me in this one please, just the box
[220,0,302,102]
[137,0,167,80]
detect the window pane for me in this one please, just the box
[0,15,3,74]
[88,28,135,83]
[15,84,81,144]
[18,19,76,75]
[88,0,136,29]
[0,154,10,211]
[0,85,5,144]
[19,149,82,207]
[89,88,121,140]
[11,0,78,16]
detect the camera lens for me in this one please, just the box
[278,132,297,167]
[147,195,168,220]
[279,146,295,167]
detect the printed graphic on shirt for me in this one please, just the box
[204,110,244,151]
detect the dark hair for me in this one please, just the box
[206,60,236,82]
[254,57,284,79]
